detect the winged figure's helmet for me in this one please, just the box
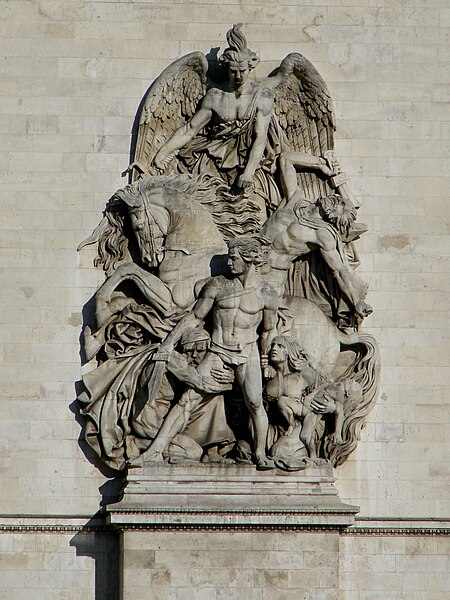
[219,23,260,70]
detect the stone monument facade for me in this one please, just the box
[0,3,449,600]
[78,24,380,480]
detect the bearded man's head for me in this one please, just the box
[316,194,357,237]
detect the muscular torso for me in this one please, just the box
[261,205,319,293]
[204,84,270,123]
[199,276,272,348]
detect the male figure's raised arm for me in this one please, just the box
[278,151,335,205]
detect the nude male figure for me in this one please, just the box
[142,237,278,468]
[260,151,372,320]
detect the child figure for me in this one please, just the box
[276,380,348,459]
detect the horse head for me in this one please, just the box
[114,181,171,269]
[81,174,227,279]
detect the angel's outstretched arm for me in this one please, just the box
[153,94,214,169]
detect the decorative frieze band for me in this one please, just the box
[1,516,448,536]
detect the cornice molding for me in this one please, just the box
[1,515,448,536]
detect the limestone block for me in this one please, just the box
[0,4,448,600]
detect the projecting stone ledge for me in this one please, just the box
[106,463,359,529]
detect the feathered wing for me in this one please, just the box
[130,52,209,181]
[270,52,335,200]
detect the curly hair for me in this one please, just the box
[227,236,267,267]
[219,23,260,70]
[316,194,357,237]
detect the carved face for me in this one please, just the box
[128,207,165,268]
[270,341,288,365]
[227,247,247,275]
[227,61,250,89]
[317,194,357,236]
[127,188,169,268]
[182,340,209,366]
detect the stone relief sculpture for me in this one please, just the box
[78,24,380,472]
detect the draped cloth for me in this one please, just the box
[78,304,235,470]
[177,86,283,217]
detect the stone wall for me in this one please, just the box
[1,0,449,598]
[339,534,450,600]
[0,527,120,600]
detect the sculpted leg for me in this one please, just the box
[279,151,334,202]
[95,263,174,326]
[236,348,272,468]
[276,396,295,433]
[142,389,202,462]
[299,412,319,459]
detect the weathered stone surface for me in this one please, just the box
[108,463,358,528]
[77,23,380,478]
[0,2,449,599]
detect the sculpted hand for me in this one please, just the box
[260,355,275,380]
[331,433,343,445]
[310,394,335,415]
[263,365,276,380]
[355,301,373,318]
[236,173,253,192]
[210,367,234,385]
[318,157,335,178]
[200,375,228,394]
[154,151,174,172]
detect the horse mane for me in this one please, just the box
[135,173,261,240]
[95,174,224,275]
[95,201,130,276]
[138,173,259,241]
[136,172,218,203]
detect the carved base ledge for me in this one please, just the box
[106,463,359,529]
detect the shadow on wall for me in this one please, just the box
[70,517,121,600]
[70,394,124,506]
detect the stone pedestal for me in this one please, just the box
[108,463,358,528]
[107,463,358,598]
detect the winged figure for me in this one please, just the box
[76,24,380,472]
[131,25,339,222]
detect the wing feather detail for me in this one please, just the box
[270,53,335,200]
[131,52,208,180]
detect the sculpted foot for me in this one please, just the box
[141,449,164,463]
[255,454,275,470]
[202,447,234,464]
